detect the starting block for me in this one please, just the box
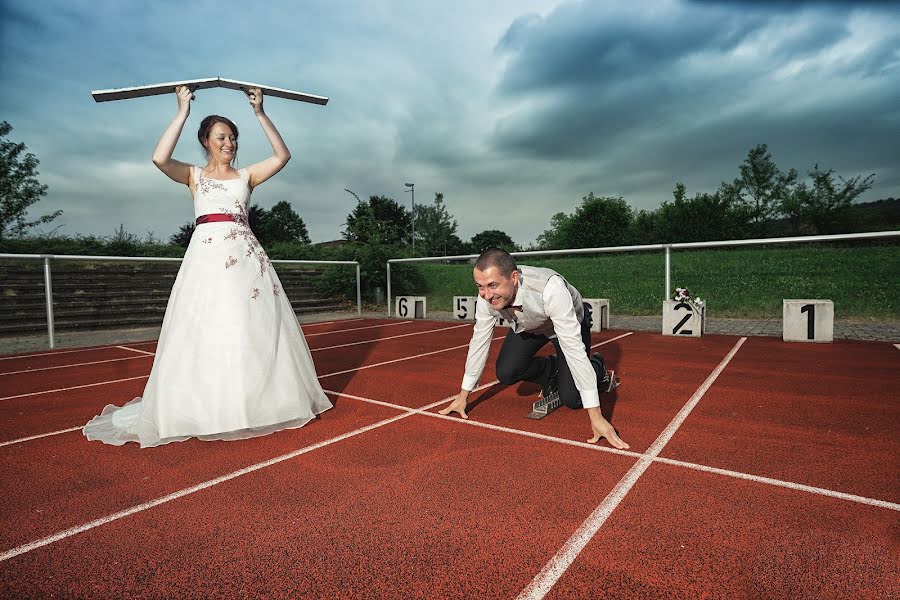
[783,299,833,343]
[527,390,561,420]
[395,296,426,319]
[527,370,619,419]
[453,296,477,320]
[583,298,610,332]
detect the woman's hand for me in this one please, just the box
[174,85,193,115]
[246,87,264,114]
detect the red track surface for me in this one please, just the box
[0,319,897,598]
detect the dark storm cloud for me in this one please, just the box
[489,0,900,191]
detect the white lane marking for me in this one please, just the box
[317,335,506,379]
[324,384,900,513]
[653,456,900,512]
[0,346,143,362]
[0,386,485,562]
[0,321,414,376]
[302,317,364,327]
[303,321,413,337]
[0,427,83,448]
[1,375,151,401]
[312,324,469,352]
[516,337,747,600]
[0,355,151,377]
[115,346,156,357]
[590,331,633,349]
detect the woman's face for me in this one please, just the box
[204,122,237,163]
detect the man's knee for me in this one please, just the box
[495,360,520,385]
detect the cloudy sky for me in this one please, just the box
[1,0,898,246]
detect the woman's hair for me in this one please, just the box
[197,115,239,161]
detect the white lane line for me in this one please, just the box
[0,427,83,448]
[516,337,747,600]
[318,335,506,379]
[328,386,900,513]
[1,375,151,401]
[324,387,638,460]
[0,384,498,563]
[115,346,156,357]
[302,317,364,328]
[304,321,413,338]
[653,456,900,512]
[0,342,156,360]
[591,331,633,349]
[0,355,151,377]
[312,324,469,352]
[0,319,376,364]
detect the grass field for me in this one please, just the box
[398,244,900,320]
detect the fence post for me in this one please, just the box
[386,262,392,317]
[355,264,362,316]
[42,256,56,349]
[664,245,671,301]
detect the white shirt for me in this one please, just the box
[461,268,600,409]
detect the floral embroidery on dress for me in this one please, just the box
[251,288,260,300]
[202,237,213,244]
[220,199,271,276]
[197,173,228,195]
[225,256,238,269]
[273,284,281,296]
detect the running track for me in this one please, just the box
[0,318,897,598]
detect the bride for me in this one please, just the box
[84,85,332,447]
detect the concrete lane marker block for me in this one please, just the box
[453,296,477,321]
[662,300,705,337]
[584,298,610,332]
[783,299,833,343]
[395,296,426,319]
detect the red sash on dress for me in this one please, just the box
[195,214,237,225]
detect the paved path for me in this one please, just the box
[1,310,897,355]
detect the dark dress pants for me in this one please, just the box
[494,303,602,409]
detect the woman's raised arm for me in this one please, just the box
[151,86,194,186]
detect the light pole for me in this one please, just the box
[404,182,415,252]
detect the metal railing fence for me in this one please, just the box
[385,230,899,316]
[0,253,361,348]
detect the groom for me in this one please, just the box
[439,248,629,448]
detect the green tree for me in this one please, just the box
[536,212,573,250]
[259,200,311,245]
[343,195,411,246]
[0,121,61,239]
[654,182,752,243]
[470,229,517,253]
[546,193,634,249]
[724,144,797,233]
[798,165,874,235]
[413,192,458,256]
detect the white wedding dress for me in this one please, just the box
[83,167,332,447]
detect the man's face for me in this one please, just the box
[473,266,519,310]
